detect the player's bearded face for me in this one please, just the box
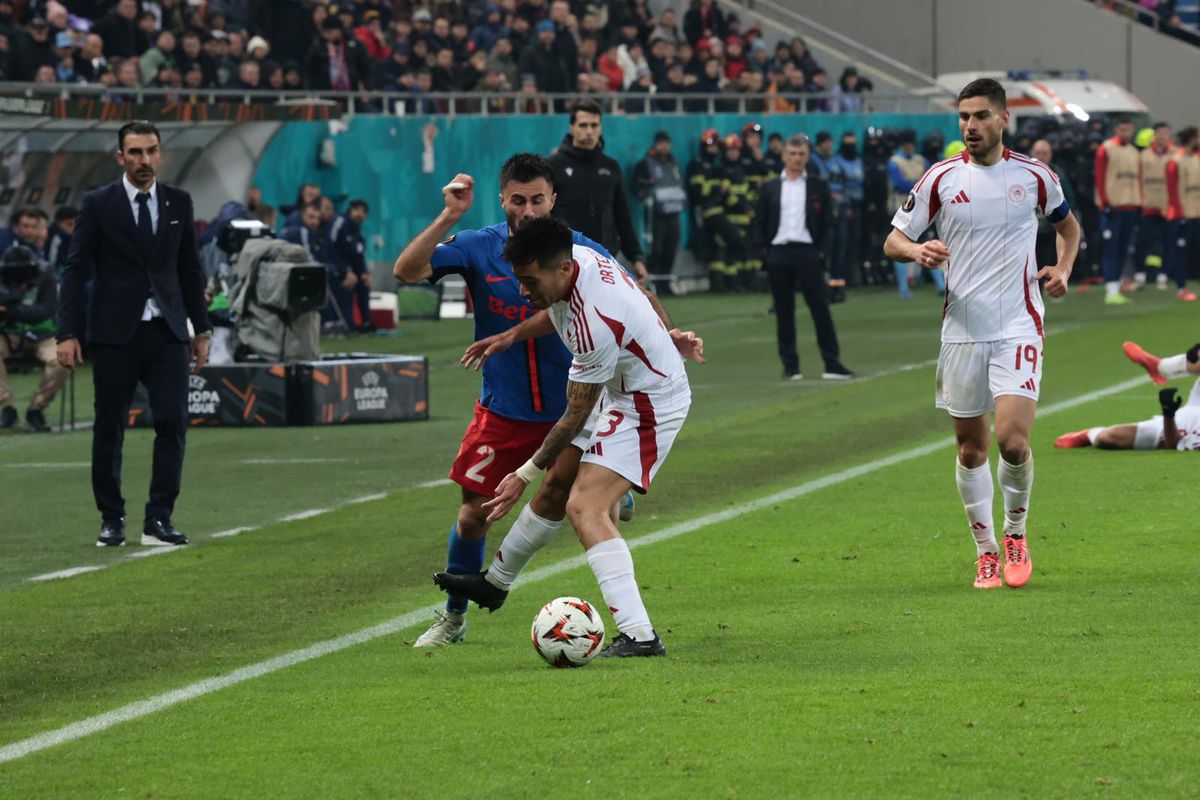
[959,97,1006,158]
[501,178,556,233]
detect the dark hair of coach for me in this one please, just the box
[55,119,213,548]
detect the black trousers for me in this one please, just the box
[765,243,842,376]
[90,319,189,523]
[648,213,681,278]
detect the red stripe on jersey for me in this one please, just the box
[928,168,952,222]
[913,154,966,193]
[632,391,658,491]
[626,338,668,378]
[571,288,594,352]
[1024,167,1048,214]
[1009,151,1061,184]
[594,307,626,347]
[526,339,543,413]
[1022,256,1044,338]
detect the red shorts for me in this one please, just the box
[448,402,556,495]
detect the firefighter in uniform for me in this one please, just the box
[740,122,772,286]
[714,133,751,292]
[686,128,723,291]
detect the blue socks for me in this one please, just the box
[444,524,486,615]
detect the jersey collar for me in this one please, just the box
[562,258,581,300]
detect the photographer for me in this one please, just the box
[0,246,68,432]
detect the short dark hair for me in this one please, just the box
[503,215,572,270]
[1153,121,1170,131]
[117,120,161,151]
[348,199,369,213]
[956,77,1006,110]
[815,131,832,146]
[569,99,603,124]
[1114,116,1134,127]
[54,205,78,221]
[302,201,321,213]
[499,152,555,190]
[1179,126,1199,147]
[15,206,48,222]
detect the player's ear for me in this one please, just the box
[547,192,557,211]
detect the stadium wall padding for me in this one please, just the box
[254,113,959,264]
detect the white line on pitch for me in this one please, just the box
[413,478,454,489]
[0,462,90,469]
[27,566,106,582]
[239,458,349,465]
[280,508,332,522]
[0,375,1148,766]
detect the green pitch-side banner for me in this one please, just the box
[254,112,959,263]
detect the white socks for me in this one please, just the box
[586,538,653,641]
[1087,427,1106,445]
[1105,281,1120,297]
[956,459,997,555]
[1159,354,1189,379]
[997,453,1034,537]
[485,505,563,591]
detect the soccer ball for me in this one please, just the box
[530,596,606,668]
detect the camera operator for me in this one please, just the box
[0,246,68,432]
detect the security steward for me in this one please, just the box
[0,245,68,432]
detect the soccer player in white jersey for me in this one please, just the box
[884,78,1082,590]
[435,216,692,657]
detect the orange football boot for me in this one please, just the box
[1055,430,1092,448]
[1003,535,1032,588]
[974,552,1002,589]
[1179,289,1198,303]
[1123,341,1166,385]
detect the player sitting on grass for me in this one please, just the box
[434,217,698,658]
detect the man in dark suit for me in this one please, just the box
[56,120,212,547]
[754,134,853,381]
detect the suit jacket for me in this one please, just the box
[754,174,833,253]
[57,180,211,346]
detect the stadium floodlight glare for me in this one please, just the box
[1065,103,1090,121]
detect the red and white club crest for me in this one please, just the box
[1008,184,1027,204]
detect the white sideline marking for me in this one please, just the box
[1,462,90,469]
[210,527,252,539]
[280,508,332,522]
[414,478,454,489]
[348,493,388,505]
[27,566,106,582]
[0,375,1147,765]
[240,458,348,465]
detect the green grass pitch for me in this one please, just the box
[0,285,1197,798]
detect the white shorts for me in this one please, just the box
[1134,391,1200,450]
[935,338,1043,418]
[572,383,691,493]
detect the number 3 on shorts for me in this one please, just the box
[1014,344,1039,373]
[464,446,496,483]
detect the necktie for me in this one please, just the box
[136,192,153,253]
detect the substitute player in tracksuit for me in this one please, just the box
[885,78,1081,591]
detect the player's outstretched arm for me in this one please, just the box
[392,173,476,283]
[1036,212,1081,299]
[483,380,603,522]
[884,228,950,269]
[460,310,555,371]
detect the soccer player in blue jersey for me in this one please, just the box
[394,153,665,647]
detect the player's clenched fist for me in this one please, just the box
[442,174,475,219]
[914,239,951,269]
[1035,265,1070,298]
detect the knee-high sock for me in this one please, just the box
[1087,427,1106,445]
[485,504,563,590]
[956,459,997,555]
[586,538,653,641]
[1159,353,1190,378]
[445,524,486,615]
[997,453,1034,537]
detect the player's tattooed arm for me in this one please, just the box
[530,380,603,469]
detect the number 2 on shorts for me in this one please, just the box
[464,446,496,483]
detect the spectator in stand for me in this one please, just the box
[146,60,181,90]
[139,30,176,85]
[411,7,434,43]
[283,60,302,89]
[833,66,864,112]
[460,49,491,92]
[205,31,237,87]
[262,61,284,90]
[70,32,103,82]
[373,41,412,90]
[655,61,687,110]
[245,35,271,65]
[228,31,246,61]
[487,37,520,90]
[646,36,672,83]
[789,37,821,76]
[748,38,770,75]
[52,31,76,82]
[13,16,54,80]
[177,29,206,79]
[731,68,766,112]
[113,56,139,91]
[806,69,831,112]
[547,100,647,283]
[508,15,532,55]
[470,5,509,55]
[306,17,368,91]
[210,0,250,34]
[231,58,260,90]
[136,10,158,43]
[409,37,430,67]
[616,40,649,88]
[577,33,599,74]
[724,36,748,80]
[770,41,793,73]
[449,20,471,62]
[598,39,624,89]
[520,19,572,95]
[684,0,726,45]
[34,64,56,83]
[650,7,682,44]
[624,66,654,111]
[425,16,452,53]
[181,60,206,90]
[431,47,460,91]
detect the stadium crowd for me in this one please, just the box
[0,0,875,113]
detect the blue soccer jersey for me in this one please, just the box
[430,222,612,423]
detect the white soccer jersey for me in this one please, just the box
[549,245,689,404]
[891,149,1068,343]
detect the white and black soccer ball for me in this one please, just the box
[530,596,606,668]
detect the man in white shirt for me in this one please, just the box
[435,216,695,658]
[884,79,1081,590]
[754,134,853,380]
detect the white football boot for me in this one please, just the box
[413,610,467,647]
